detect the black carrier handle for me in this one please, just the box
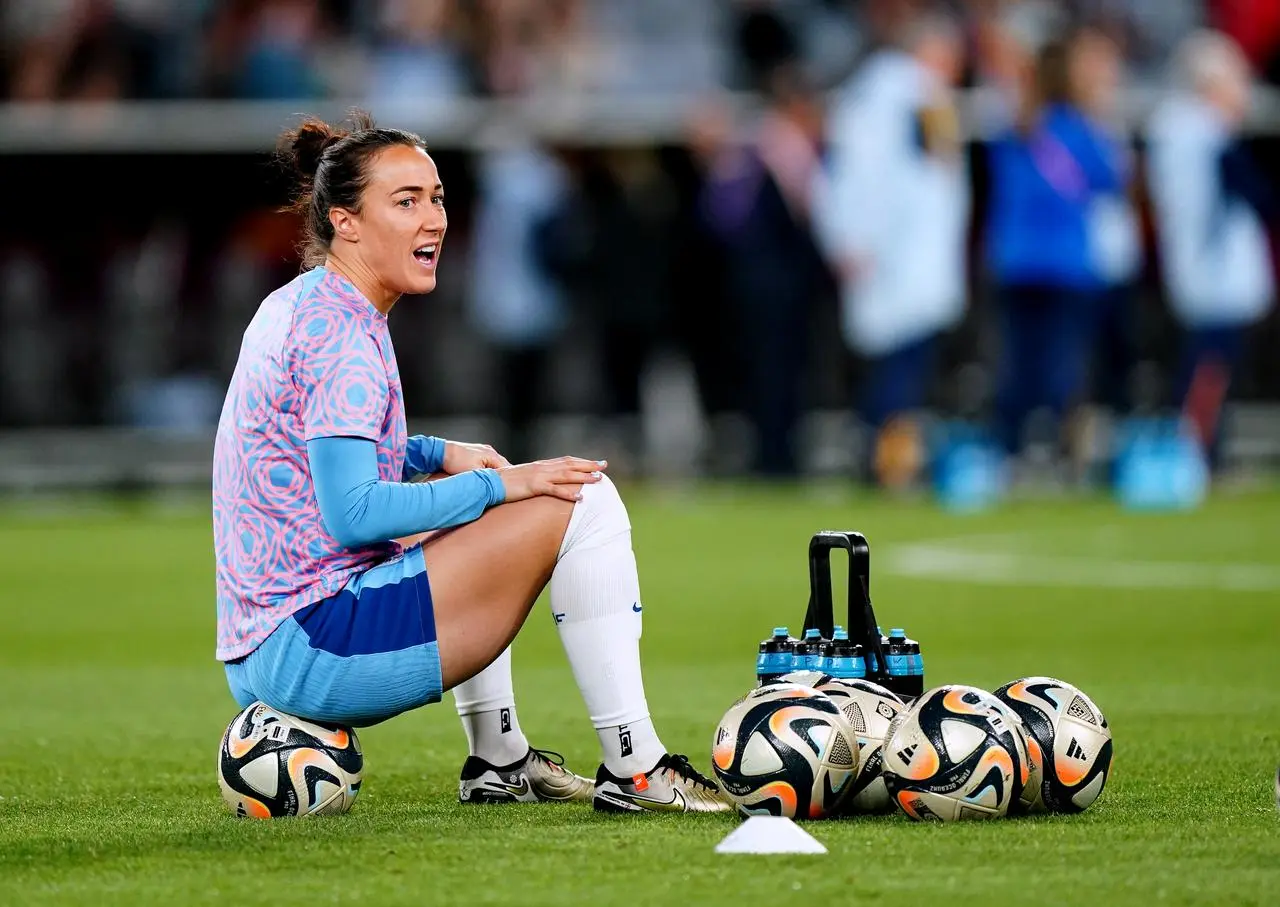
[803,531,891,686]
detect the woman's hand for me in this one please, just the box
[498,458,606,503]
[441,441,510,475]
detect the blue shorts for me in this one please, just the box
[225,544,442,727]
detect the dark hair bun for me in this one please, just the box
[283,119,346,181]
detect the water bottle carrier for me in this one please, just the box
[801,530,914,696]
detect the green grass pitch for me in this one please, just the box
[2,485,1278,906]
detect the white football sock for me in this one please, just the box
[451,647,530,767]
[551,475,666,778]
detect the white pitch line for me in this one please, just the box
[884,542,1280,592]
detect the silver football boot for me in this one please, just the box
[458,748,594,804]
[592,753,734,813]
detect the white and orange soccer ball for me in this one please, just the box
[778,672,906,814]
[881,685,1027,821]
[711,683,860,820]
[218,701,363,818]
[994,677,1113,813]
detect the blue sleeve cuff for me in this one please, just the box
[404,435,447,480]
[422,436,446,473]
[476,468,506,505]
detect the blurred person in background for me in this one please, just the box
[1074,26,1143,420]
[669,110,742,463]
[984,32,1124,466]
[471,0,601,98]
[1146,30,1277,469]
[363,0,469,102]
[2,0,163,100]
[698,70,828,477]
[465,5,574,464]
[544,148,679,466]
[594,148,680,433]
[467,146,572,464]
[203,0,328,99]
[0,0,168,424]
[813,11,969,488]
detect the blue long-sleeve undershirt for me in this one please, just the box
[307,436,506,549]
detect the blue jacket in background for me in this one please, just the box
[986,104,1125,290]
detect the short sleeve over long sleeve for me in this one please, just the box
[292,309,390,442]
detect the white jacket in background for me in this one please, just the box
[1146,95,1274,328]
[813,50,970,357]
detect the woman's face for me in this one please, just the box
[339,143,448,297]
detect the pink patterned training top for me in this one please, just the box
[213,267,406,660]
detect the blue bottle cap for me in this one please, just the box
[804,628,822,639]
[773,627,789,636]
[889,628,906,638]
[833,628,849,640]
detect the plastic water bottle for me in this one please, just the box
[885,628,925,700]
[756,628,797,686]
[823,628,866,680]
[817,625,844,674]
[885,628,909,678]
[866,626,890,676]
[796,628,826,672]
[790,630,820,673]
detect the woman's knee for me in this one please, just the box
[559,474,631,556]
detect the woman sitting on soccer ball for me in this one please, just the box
[212,111,727,813]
